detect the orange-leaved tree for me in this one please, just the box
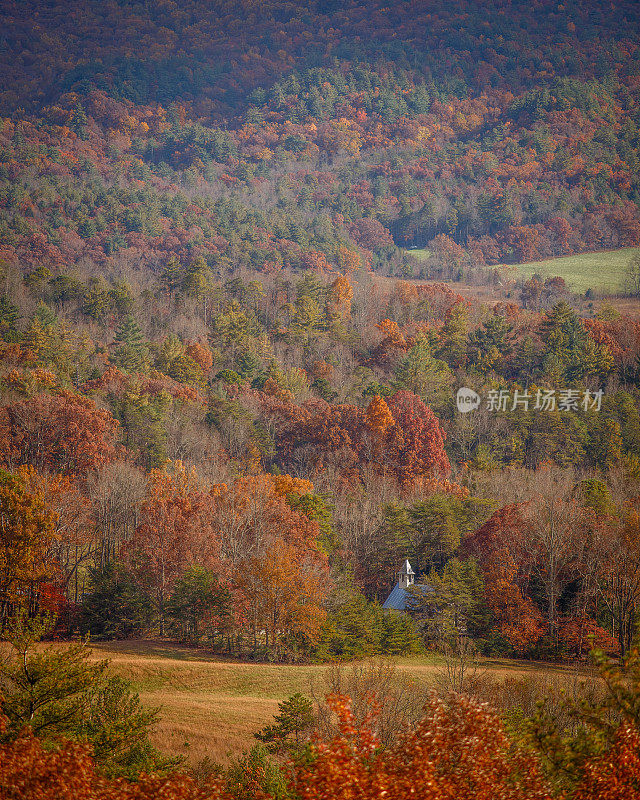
[384,391,451,485]
[235,535,327,661]
[210,474,325,565]
[465,504,544,653]
[0,713,230,800]
[0,467,58,627]
[21,467,95,605]
[294,692,552,800]
[365,394,394,445]
[125,461,222,634]
[2,694,640,800]
[572,724,640,800]
[325,275,353,321]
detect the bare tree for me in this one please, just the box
[86,461,147,567]
[311,659,431,749]
[594,511,640,655]
[436,635,484,694]
[522,469,592,644]
[626,252,640,298]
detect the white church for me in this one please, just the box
[382,559,416,611]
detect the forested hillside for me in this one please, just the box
[2,0,640,278]
[1,0,640,658]
[3,1,640,797]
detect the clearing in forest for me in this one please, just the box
[85,640,593,766]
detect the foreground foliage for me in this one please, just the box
[0,615,173,780]
[3,682,640,800]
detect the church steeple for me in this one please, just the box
[399,559,415,588]
[382,559,418,611]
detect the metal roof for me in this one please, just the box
[382,581,430,611]
[382,582,411,611]
[382,560,430,611]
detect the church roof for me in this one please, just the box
[382,581,411,611]
[382,581,431,611]
[382,559,430,611]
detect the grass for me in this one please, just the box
[406,247,431,260]
[78,640,585,766]
[405,245,640,294]
[508,247,639,294]
[87,641,330,765]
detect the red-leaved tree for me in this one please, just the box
[0,391,120,477]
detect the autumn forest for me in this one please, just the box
[2,0,640,798]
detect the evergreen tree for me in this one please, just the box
[0,295,21,342]
[437,301,468,368]
[407,558,484,646]
[31,299,57,327]
[81,562,154,639]
[0,613,173,779]
[539,301,587,382]
[159,255,184,298]
[512,335,540,383]
[0,614,102,741]
[183,256,214,307]
[116,389,170,468]
[408,495,472,570]
[254,693,315,756]
[225,744,289,800]
[82,279,112,322]
[394,335,453,407]
[77,675,177,780]
[316,586,381,660]
[378,609,423,655]
[467,314,515,375]
[166,565,230,645]
[49,273,82,307]
[108,280,135,317]
[112,315,149,373]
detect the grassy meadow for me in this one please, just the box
[407,245,639,294]
[508,247,639,294]
[82,640,593,766]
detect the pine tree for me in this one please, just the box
[539,301,587,381]
[0,295,21,342]
[108,280,135,317]
[183,257,214,321]
[254,693,315,756]
[407,558,484,646]
[316,587,381,660]
[166,565,230,645]
[80,562,154,639]
[159,255,184,298]
[112,315,149,373]
[31,300,57,327]
[0,613,175,779]
[82,279,112,322]
[0,613,101,741]
[467,314,515,375]
[378,609,422,655]
[394,335,453,406]
[437,301,468,368]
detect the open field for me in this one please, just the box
[508,247,640,293]
[77,640,592,766]
[406,246,639,294]
[407,247,431,260]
